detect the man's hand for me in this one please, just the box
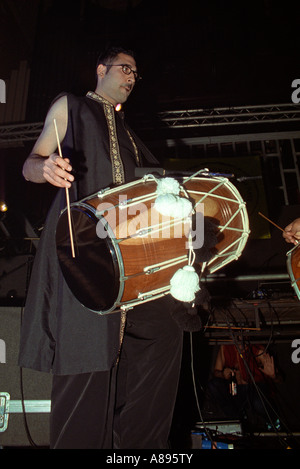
[223,367,234,380]
[258,352,276,379]
[43,153,74,188]
[283,218,300,245]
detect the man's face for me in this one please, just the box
[96,53,138,105]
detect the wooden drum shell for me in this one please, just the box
[56,176,249,314]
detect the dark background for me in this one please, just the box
[2,0,300,120]
[2,0,300,246]
[1,0,300,448]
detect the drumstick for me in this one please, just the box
[258,212,284,232]
[259,211,300,245]
[53,119,76,258]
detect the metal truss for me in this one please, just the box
[157,103,300,129]
[1,103,300,146]
[0,122,43,147]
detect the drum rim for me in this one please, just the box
[286,244,300,300]
[56,203,125,314]
[94,210,125,313]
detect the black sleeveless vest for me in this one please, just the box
[18,93,158,375]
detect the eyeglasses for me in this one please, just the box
[102,64,142,82]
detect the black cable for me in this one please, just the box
[189,331,218,449]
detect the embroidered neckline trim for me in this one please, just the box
[86,91,125,185]
[86,91,115,107]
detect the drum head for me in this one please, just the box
[56,207,120,312]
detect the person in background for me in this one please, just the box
[283,218,300,244]
[204,342,281,431]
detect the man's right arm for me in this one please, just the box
[22,95,74,188]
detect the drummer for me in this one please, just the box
[18,46,186,449]
[283,218,300,244]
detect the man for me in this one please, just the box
[19,47,183,449]
[205,342,281,430]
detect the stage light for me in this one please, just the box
[0,201,8,212]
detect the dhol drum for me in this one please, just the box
[287,244,300,300]
[56,173,250,314]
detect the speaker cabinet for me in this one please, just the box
[0,307,51,447]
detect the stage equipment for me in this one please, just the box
[0,307,51,447]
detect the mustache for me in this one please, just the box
[123,83,134,91]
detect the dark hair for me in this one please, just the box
[96,46,135,69]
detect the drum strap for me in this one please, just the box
[86,91,126,185]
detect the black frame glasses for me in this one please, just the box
[102,64,142,81]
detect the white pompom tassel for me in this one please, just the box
[156,177,181,196]
[170,265,200,302]
[173,197,193,219]
[154,193,178,216]
[154,194,192,218]
[154,177,193,219]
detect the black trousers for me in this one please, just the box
[49,298,183,449]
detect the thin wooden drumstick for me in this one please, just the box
[53,119,75,258]
[258,212,284,232]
